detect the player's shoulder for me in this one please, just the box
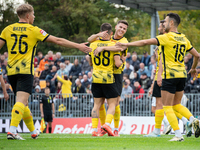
[111,36,128,43]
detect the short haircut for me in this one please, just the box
[45,87,50,90]
[117,20,129,27]
[100,23,112,34]
[167,13,181,26]
[16,4,34,18]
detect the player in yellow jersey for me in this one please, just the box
[88,20,128,137]
[116,13,200,141]
[0,4,91,140]
[89,23,124,136]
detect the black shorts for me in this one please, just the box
[152,81,161,97]
[91,83,118,99]
[44,111,53,122]
[161,78,186,94]
[114,73,123,96]
[8,74,34,95]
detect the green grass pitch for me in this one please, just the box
[0,134,199,150]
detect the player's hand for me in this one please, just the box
[41,114,44,118]
[78,42,92,53]
[3,92,9,101]
[97,31,109,39]
[52,114,55,118]
[116,42,128,49]
[188,68,197,78]
[157,75,162,87]
[93,47,104,56]
[148,88,153,96]
[121,53,126,63]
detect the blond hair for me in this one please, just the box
[16,4,34,18]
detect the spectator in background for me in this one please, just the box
[48,50,53,61]
[137,63,150,78]
[52,54,57,65]
[126,52,131,62]
[132,81,145,101]
[184,56,190,71]
[141,51,151,67]
[33,85,41,93]
[37,51,44,65]
[55,60,61,70]
[87,71,92,83]
[130,54,140,69]
[48,60,54,71]
[5,83,13,94]
[55,52,64,63]
[46,80,56,93]
[39,54,49,71]
[132,51,141,62]
[81,74,91,88]
[34,56,38,68]
[65,59,73,73]
[139,73,152,91]
[187,53,193,69]
[81,55,92,74]
[79,73,83,82]
[69,59,81,84]
[123,62,132,76]
[73,79,85,94]
[148,55,156,80]
[51,63,68,82]
[0,55,5,64]
[4,52,8,61]
[39,64,50,80]
[130,71,140,86]
[45,65,57,81]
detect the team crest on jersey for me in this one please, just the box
[40,29,47,36]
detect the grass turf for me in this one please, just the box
[0,134,199,150]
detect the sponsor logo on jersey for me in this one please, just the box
[40,29,47,36]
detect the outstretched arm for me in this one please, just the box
[87,31,109,43]
[188,48,200,77]
[45,35,92,53]
[93,46,123,56]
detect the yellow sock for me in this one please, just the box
[92,118,98,129]
[23,106,35,132]
[173,110,183,120]
[155,109,164,129]
[114,105,121,128]
[10,102,25,127]
[105,114,113,124]
[173,104,193,120]
[99,104,106,126]
[163,106,179,131]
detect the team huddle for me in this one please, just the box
[0,3,200,142]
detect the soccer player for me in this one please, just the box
[40,87,55,134]
[0,4,91,140]
[89,23,124,136]
[88,20,128,136]
[116,13,200,141]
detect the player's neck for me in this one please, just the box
[18,18,29,24]
[113,34,123,40]
[169,27,178,33]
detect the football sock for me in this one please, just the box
[173,104,193,120]
[114,105,121,129]
[114,128,118,131]
[9,126,17,134]
[181,117,188,125]
[154,128,160,135]
[99,104,106,126]
[155,109,164,129]
[23,106,35,133]
[10,102,25,133]
[49,127,52,133]
[174,130,182,138]
[189,116,195,125]
[92,118,98,129]
[162,115,169,126]
[105,114,114,125]
[163,106,180,131]
[173,110,183,120]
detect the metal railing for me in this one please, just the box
[0,93,200,119]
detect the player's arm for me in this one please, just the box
[0,39,5,49]
[45,35,91,53]
[52,102,55,118]
[188,48,200,77]
[116,38,158,48]
[93,46,123,56]
[157,53,163,87]
[88,55,93,66]
[0,74,9,101]
[40,102,44,118]
[87,31,108,43]
[114,54,123,68]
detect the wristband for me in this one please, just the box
[120,59,124,63]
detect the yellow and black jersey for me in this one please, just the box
[156,32,193,79]
[0,22,49,76]
[111,36,128,74]
[154,46,161,81]
[89,39,120,84]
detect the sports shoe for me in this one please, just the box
[31,130,40,139]
[7,132,25,140]
[163,124,172,135]
[169,136,184,142]
[98,128,107,136]
[113,130,120,137]
[192,118,200,138]
[92,131,98,136]
[143,131,160,137]
[185,121,192,137]
[102,124,114,136]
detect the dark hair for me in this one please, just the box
[117,20,129,27]
[64,75,68,80]
[100,23,112,34]
[167,13,181,26]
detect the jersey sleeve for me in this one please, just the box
[156,34,167,46]
[0,27,7,42]
[89,43,96,56]
[39,96,43,103]
[34,26,50,42]
[186,39,193,52]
